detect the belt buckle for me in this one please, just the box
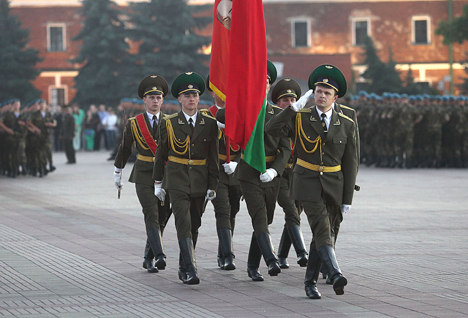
[318,165,324,173]
[188,159,193,166]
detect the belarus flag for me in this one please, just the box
[209,0,267,173]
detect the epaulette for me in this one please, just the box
[298,108,312,113]
[201,111,216,120]
[164,113,178,120]
[129,116,136,120]
[271,105,282,111]
[339,104,355,111]
[338,113,354,123]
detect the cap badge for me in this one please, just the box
[287,89,292,93]
[151,75,158,78]
[285,78,291,81]
[325,66,333,69]
[186,72,193,75]
[152,86,157,90]
[188,85,193,89]
[323,79,329,83]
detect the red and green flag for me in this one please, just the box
[209,0,267,172]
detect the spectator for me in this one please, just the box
[103,107,118,151]
[72,104,85,151]
[96,104,108,150]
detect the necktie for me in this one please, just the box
[321,113,328,135]
[188,117,194,134]
[152,115,158,134]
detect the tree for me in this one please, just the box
[127,0,212,96]
[0,0,42,102]
[360,37,403,94]
[72,0,132,107]
[402,64,423,95]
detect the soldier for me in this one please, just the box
[60,105,76,164]
[114,75,171,274]
[270,78,308,269]
[218,61,290,282]
[204,76,242,270]
[38,99,57,173]
[153,72,219,285]
[266,64,358,299]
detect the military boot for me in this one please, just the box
[304,248,322,299]
[287,225,308,267]
[147,228,166,270]
[217,227,235,270]
[179,238,200,285]
[247,233,264,281]
[142,239,154,270]
[277,227,291,269]
[256,232,281,276]
[318,246,347,295]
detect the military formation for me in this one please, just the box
[0,99,57,178]
[352,92,468,169]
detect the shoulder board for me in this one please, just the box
[338,113,354,123]
[339,104,355,112]
[271,105,282,111]
[128,116,136,121]
[199,108,210,113]
[298,108,312,113]
[201,112,216,120]
[164,113,178,120]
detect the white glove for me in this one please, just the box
[154,182,166,201]
[291,89,314,112]
[206,189,216,201]
[114,171,122,190]
[259,168,278,183]
[223,161,237,175]
[217,121,225,130]
[342,204,351,214]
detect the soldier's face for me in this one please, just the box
[144,94,163,115]
[178,93,199,113]
[266,78,271,95]
[277,96,296,109]
[314,85,338,111]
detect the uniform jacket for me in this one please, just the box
[60,113,75,139]
[265,105,357,205]
[114,112,164,186]
[153,110,219,197]
[217,103,290,188]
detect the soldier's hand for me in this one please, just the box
[114,171,123,190]
[217,121,225,130]
[206,189,216,201]
[222,161,237,175]
[291,89,314,112]
[154,182,166,201]
[342,204,351,214]
[260,168,278,183]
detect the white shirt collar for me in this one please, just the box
[182,111,197,126]
[315,106,333,119]
[147,111,160,127]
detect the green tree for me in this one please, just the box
[127,0,212,96]
[0,0,42,102]
[402,64,423,95]
[72,0,132,106]
[361,37,403,94]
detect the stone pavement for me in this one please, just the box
[1,151,468,318]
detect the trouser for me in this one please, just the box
[239,180,279,235]
[327,204,343,247]
[63,138,76,163]
[277,174,301,227]
[211,181,242,230]
[302,199,333,250]
[135,183,162,232]
[168,190,205,240]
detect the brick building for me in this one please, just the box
[10,0,468,106]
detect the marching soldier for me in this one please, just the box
[266,64,358,299]
[153,72,219,285]
[114,75,171,274]
[270,78,308,269]
[204,76,242,270]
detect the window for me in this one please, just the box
[412,17,430,44]
[292,20,310,48]
[50,88,66,106]
[353,18,370,46]
[47,24,66,52]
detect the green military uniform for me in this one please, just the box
[114,75,170,273]
[60,106,76,164]
[266,64,358,299]
[153,72,219,285]
[270,78,308,269]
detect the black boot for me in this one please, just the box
[304,248,322,299]
[277,227,291,269]
[217,244,224,269]
[247,233,263,281]
[179,238,200,285]
[142,239,153,270]
[318,246,347,295]
[147,228,166,270]
[287,225,308,267]
[256,232,281,276]
[143,258,158,273]
[178,252,186,282]
[217,228,236,270]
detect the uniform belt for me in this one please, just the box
[218,153,238,161]
[137,154,155,162]
[285,163,294,169]
[241,154,277,162]
[168,156,206,166]
[296,158,341,173]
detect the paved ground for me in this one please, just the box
[1,150,468,318]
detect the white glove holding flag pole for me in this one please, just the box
[260,168,278,183]
[114,170,122,190]
[154,182,166,201]
[342,204,351,214]
[223,161,237,175]
[217,121,225,130]
[206,189,216,201]
[291,89,314,112]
